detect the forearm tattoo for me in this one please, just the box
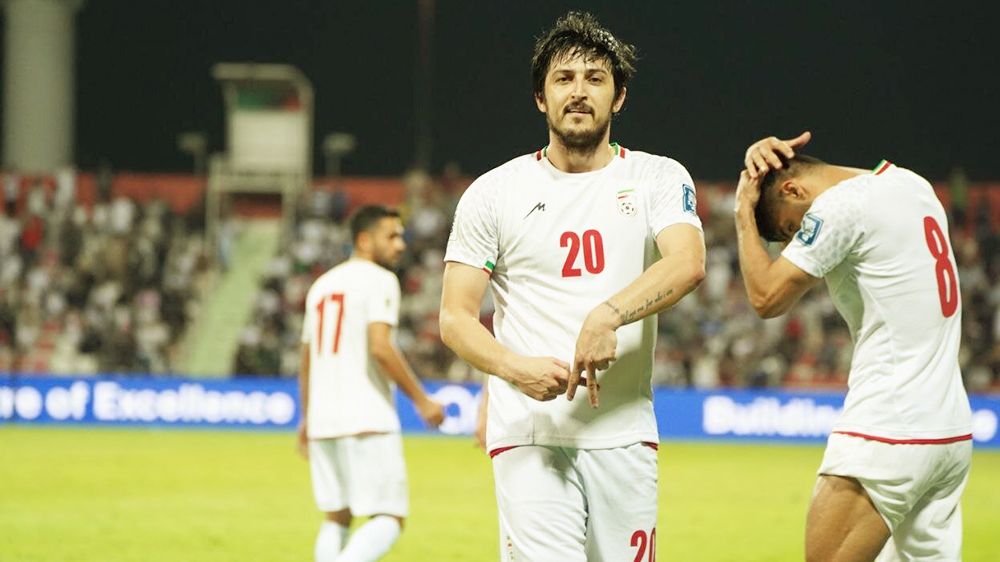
[604,288,675,325]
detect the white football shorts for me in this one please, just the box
[492,442,658,562]
[818,432,972,561]
[308,432,409,517]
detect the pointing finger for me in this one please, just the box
[566,363,581,401]
[787,130,812,150]
[587,364,599,408]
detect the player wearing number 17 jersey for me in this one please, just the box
[440,12,705,562]
[297,205,444,562]
[736,134,973,562]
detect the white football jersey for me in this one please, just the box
[782,162,972,442]
[446,145,703,450]
[301,259,402,438]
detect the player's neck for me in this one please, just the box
[545,136,616,173]
[350,250,374,263]
[815,165,866,195]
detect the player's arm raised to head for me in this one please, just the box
[369,322,445,428]
[738,250,820,318]
[601,223,707,326]
[439,261,569,401]
[734,194,822,318]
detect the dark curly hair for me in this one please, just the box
[531,11,637,105]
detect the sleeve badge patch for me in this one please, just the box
[795,213,824,246]
[682,184,697,214]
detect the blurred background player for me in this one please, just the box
[735,133,973,561]
[297,205,445,562]
[439,12,705,561]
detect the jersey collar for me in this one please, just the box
[872,159,894,175]
[535,142,627,161]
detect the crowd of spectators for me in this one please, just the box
[4,168,993,391]
[0,177,208,375]
[236,172,1000,392]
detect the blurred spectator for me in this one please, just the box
[0,183,208,375]
[3,173,18,215]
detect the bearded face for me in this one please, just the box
[536,51,624,154]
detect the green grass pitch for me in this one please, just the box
[1,427,997,561]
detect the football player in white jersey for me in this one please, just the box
[439,12,706,562]
[297,205,445,562]
[735,133,973,562]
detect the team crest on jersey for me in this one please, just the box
[682,184,696,214]
[617,188,638,217]
[796,213,824,246]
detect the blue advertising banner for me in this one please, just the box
[0,375,298,429]
[3,375,998,448]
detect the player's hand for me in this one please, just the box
[744,131,811,179]
[569,305,619,408]
[416,398,446,429]
[295,420,309,459]
[502,355,571,401]
[734,170,763,214]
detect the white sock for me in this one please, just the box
[315,520,349,562]
[334,516,402,562]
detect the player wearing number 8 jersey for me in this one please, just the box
[440,11,705,562]
[297,205,445,562]
[737,133,973,562]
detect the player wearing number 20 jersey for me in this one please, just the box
[446,145,702,451]
[441,12,707,561]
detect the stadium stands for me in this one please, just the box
[0,174,208,375]
[1,170,996,391]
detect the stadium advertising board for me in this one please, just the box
[0,375,297,429]
[2,375,998,448]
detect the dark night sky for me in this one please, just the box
[8,1,1000,181]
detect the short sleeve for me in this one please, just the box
[445,178,500,272]
[781,183,867,278]
[301,290,316,344]
[368,271,400,326]
[648,159,703,237]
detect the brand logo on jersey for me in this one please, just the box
[682,184,697,214]
[796,213,824,246]
[523,201,545,219]
[617,188,637,217]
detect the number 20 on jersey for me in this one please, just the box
[561,230,605,277]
